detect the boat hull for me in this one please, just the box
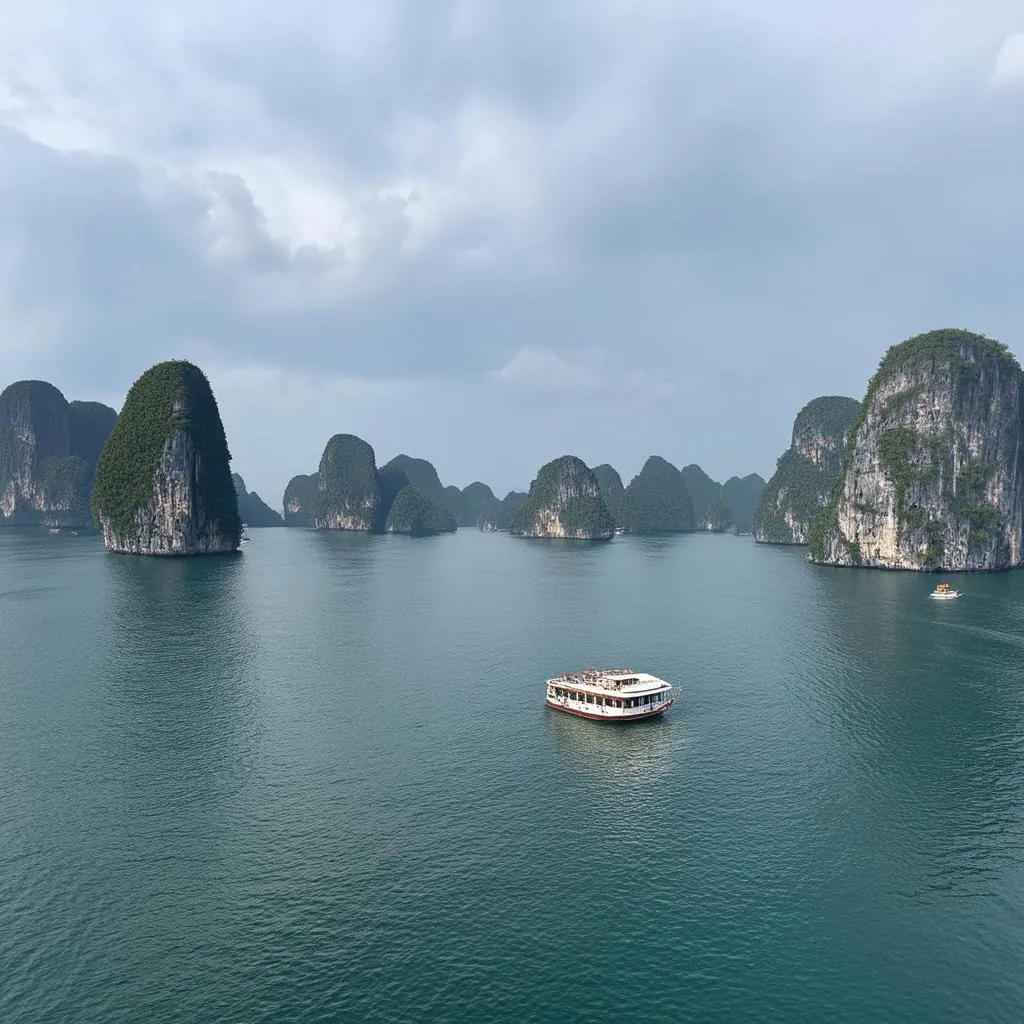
[929,593,959,600]
[545,697,675,722]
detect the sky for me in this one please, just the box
[2,1,1023,507]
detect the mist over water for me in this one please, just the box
[2,529,1023,1023]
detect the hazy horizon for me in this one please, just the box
[2,2,1022,505]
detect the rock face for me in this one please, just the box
[385,485,458,536]
[592,464,626,523]
[92,361,240,555]
[510,456,614,540]
[680,464,724,530]
[620,456,693,533]
[483,490,527,531]
[0,381,116,527]
[378,455,449,511]
[313,434,381,530]
[755,396,861,544]
[810,329,1024,571]
[233,474,284,526]
[283,474,318,526]
[458,481,501,528]
[721,473,766,534]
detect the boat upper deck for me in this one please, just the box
[546,668,671,696]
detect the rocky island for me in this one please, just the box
[810,329,1024,571]
[592,464,626,523]
[510,456,614,540]
[0,380,117,528]
[620,456,694,533]
[680,464,728,531]
[91,360,240,555]
[307,435,456,535]
[385,485,458,536]
[755,395,861,545]
[233,474,284,527]
[283,473,318,526]
[720,474,766,535]
[457,481,501,528]
[312,434,382,530]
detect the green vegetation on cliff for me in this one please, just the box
[378,455,449,511]
[810,329,1021,568]
[92,361,239,540]
[313,434,380,529]
[511,456,613,539]
[592,464,625,523]
[489,490,527,530]
[620,456,693,533]
[458,481,500,527]
[68,401,118,467]
[385,485,457,536]
[721,474,766,534]
[283,473,318,526]
[680,464,721,528]
[233,474,284,527]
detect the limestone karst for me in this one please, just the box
[91,360,240,555]
[754,396,861,545]
[0,381,117,528]
[510,456,614,540]
[810,329,1024,571]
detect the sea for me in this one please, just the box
[1,527,1023,1023]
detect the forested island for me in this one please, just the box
[809,329,1024,572]
[91,360,241,555]
[0,381,116,528]
[754,396,861,545]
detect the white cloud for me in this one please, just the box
[990,32,1024,86]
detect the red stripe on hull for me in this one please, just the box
[545,698,675,722]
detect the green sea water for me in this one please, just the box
[1,528,1023,1023]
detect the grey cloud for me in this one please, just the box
[2,2,1024,502]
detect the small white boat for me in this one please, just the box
[929,583,960,600]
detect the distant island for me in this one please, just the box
[234,474,284,527]
[92,360,241,555]
[510,456,614,540]
[754,396,861,545]
[0,381,116,529]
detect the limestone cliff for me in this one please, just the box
[755,396,860,545]
[810,329,1024,571]
[233,474,284,526]
[384,485,457,536]
[0,381,116,527]
[378,455,450,514]
[483,490,527,531]
[510,456,614,540]
[313,434,381,531]
[592,464,626,523]
[458,481,501,528]
[92,361,240,555]
[721,473,766,535]
[620,456,693,533]
[283,473,318,526]
[680,464,723,530]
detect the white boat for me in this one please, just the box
[545,668,675,721]
[929,583,960,600]
[240,523,251,543]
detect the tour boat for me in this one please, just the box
[545,668,675,721]
[929,582,960,600]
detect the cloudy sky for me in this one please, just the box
[2,1,1023,506]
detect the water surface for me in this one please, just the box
[1,529,1022,1022]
